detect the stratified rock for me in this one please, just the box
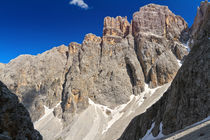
[132,4,189,88]
[119,2,210,140]
[0,81,42,140]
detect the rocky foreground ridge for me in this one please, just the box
[0,1,207,140]
[119,1,210,140]
[0,81,42,140]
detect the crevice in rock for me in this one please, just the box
[99,39,103,64]
[61,66,71,113]
[134,38,147,82]
[125,58,136,87]
[78,50,82,73]
[126,63,135,88]
[61,51,72,113]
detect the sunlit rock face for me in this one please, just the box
[132,4,189,88]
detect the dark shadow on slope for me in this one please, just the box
[126,63,135,87]
[0,81,42,139]
[159,120,210,140]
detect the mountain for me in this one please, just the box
[119,1,210,140]
[0,1,208,140]
[0,81,42,140]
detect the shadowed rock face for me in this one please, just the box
[0,3,189,128]
[119,1,210,140]
[0,81,42,140]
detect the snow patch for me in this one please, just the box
[141,122,165,140]
[88,98,112,117]
[137,84,164,106]
[177,59,182,67]
[141,116,210,140]
[141,122,155,140]
[89,83,168,135]
[101,95,135,134]
[156,123,165,138]
[183,40,191,52]
[35,102,61,123]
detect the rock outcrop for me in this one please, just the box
[119,1,210,140]
[0,81,42,140]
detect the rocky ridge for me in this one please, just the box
[119,1,210,140]
[0,2,191,140]
[0,81,42,140]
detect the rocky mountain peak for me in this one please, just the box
[69,42,81,54]
[83,33,102,44]
[103,16,130,37]
[133,3,188,41]
[132,4,189,88]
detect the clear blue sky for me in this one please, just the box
[0,0,204,63]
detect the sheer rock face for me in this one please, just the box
[132,4,189,88]
[0,81,42,140]
[119,2,210,140]
[61,32,145,124]
[0,4,188,126]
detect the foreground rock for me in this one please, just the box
[0,81,42,140]
[119,1,210,140]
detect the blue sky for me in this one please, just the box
[0,0,204,63]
